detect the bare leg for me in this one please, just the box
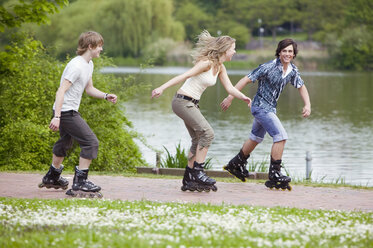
[52,154,64,169]
[187,151,195,169]
[271,140,286,160]
[241,139,259,157]
[78,157,92,170]
[194,145,209,165]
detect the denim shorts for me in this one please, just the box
[249,106,288,143]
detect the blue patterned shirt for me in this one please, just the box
[248,58,304,113]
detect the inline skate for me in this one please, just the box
[66,166,103,198]
[38,164,69,190]
[181,162,217,192]
[223,149,251,182]
[264,158,292,191]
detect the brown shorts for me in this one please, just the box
[172,95,214,157]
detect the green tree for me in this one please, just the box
[24,0,184,58]
[174,2,212,41]
[295,0,347,41]
[0,0,68,32]
[346,0,373,29]
[325,0,373,70]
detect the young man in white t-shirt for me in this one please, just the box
[39,31,117,197]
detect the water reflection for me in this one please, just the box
[105,67,373,186]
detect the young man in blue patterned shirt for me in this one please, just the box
[221,39,311,189]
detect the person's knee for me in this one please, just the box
[81,136,99,159]
[199,128,214,147]
[273,138,287,144]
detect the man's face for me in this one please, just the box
[279,44,294,64]
[91,45,103,58]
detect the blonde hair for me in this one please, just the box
[192,30,235,68]
[76,31,104,55]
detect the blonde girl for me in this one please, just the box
[152,30,251,192]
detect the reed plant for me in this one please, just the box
[160,143,212,169]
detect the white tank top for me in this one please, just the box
[179,67,219,100]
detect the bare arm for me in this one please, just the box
[298,85,311,118]
[49,79,72,131]
[151,60,211,98]
[85,78,117,103]
[220,76,252,111]
[218,65,251,104]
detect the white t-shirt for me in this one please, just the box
[53,56,94,112]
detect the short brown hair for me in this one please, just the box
[275,39,298,58]
[76,31,104,55]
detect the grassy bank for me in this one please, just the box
[112,37,331,71]
[0,197,372,248]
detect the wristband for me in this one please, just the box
[104,93,108,100]
[54,116,60,119]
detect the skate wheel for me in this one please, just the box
[287,185,292,191]
[89,193,95,198]
[45,185,51,189]
[181,185,187,191]
[62,186,68,190]
[38,183,44,188]
[97,192,103,198]
[211,185,218,192]
[264,181,273,189]
[204,188,210,192]
[196,187,204,192]
[66,189,77,197]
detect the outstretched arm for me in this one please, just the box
[85,78,117,103]
[298,85,311,118]
[218,65,251,105]
[151,60,210,98]
[220,75,252,111]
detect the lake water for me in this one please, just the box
[103,67,373,186]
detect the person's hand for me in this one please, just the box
[243,96,252,108]
[220,96,233,111]
[302,105,311,118]
[49,117,60,131]
[151,87,163,98]
[106,94,117,104]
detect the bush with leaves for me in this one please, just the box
[325,25,373,71]
[0,35,145,171]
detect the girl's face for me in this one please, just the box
[223,43,236,62]
[279,44,294,64]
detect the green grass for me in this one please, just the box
[0,197,372,248]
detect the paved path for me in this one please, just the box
[0,172,372,212]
